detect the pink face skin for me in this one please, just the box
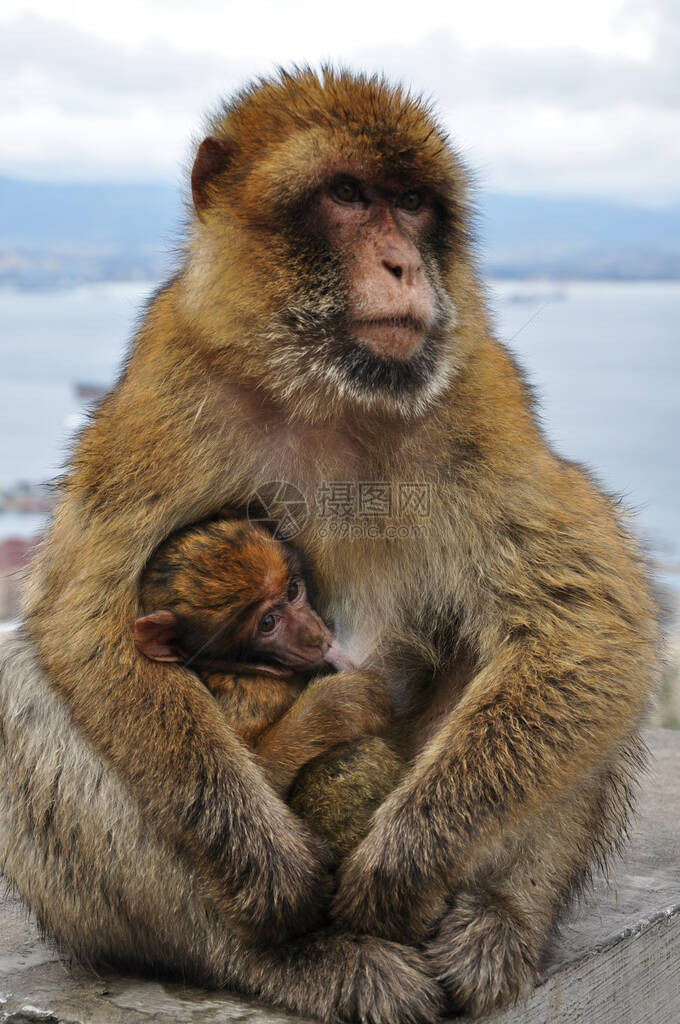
[250,577,334,671]
[316,175,437,362]
[323,641,356,673]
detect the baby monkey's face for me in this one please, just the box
[136,522,344,677]
[240,572,334,673]
[182,530,334,675]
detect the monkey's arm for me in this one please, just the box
[203,667,391,797]
[203,670,299,749]
[23,394,331,946]
[333,479,660,942]
[45,620,330,943]
[333,632,653,941]
[254,669,392,797]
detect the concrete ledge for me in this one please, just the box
[1,728,679,1023]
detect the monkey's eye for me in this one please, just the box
[331,178,363,204]
[259,613,277,634]
[398,190,424,212]
[287,577,304,602]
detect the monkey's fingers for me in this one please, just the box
[212,805,335,944]
[238,931,443,1024]
[331,804,448,944]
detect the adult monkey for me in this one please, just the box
[0,68,659,1021]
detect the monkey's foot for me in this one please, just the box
[425,891,538,1018]
[241,931,442,1024]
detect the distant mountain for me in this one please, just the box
[0,177,184,250]
[1,176,679,285]
[0,177,184,287]
[479,194,680,279]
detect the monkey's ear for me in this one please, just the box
[134,610,181,662]
[191,136,233,218]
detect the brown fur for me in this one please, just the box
[140,518,295,650]
[138,518,398,827]
[290,737,403,863]
[0,66,660,1022]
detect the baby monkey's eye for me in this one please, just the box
[331,178,363,204]
[259,612,277,634]
[398,190,424,212]
[287,577,303,602]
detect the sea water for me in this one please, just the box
[0,281,678,580]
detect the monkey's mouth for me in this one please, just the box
[282,646,333,671]
[331,329,443,398]
[273,299,455,411]
[350,316,427,362]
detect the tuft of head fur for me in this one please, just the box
[141,520,288,616]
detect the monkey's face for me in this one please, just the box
[185,69,473,421]
[266,169,459,420]
[317,175,440,362]
[247,575,335,672]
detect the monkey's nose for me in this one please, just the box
[382,249,422,286]
[383,260,403,280]
[305,632,328,649]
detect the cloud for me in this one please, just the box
[364,31,676,110]
[0,13,256,179]
[0,7,678,202]
[0,14,249,112]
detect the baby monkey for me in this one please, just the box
[135,519,402,862]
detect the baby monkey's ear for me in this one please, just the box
[134,610,181,662]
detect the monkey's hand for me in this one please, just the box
[303,668,392,741]
[331,781,448,943]
[254,669,392,797]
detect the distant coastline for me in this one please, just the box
[3,176,680,290]
[2,248,679,292]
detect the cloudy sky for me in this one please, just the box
[1,0,678,204]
